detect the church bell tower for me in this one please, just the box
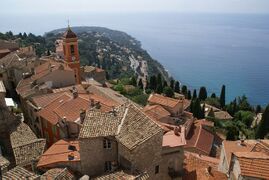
[62,26,81,84]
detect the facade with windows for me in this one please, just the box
[79,103,185,179]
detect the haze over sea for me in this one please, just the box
[1,13,269,106]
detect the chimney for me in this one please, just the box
[68,153,75,161]
[96,101,101,109]
[80,109,86,124]
[112,106,116,116]
[72,86,78,98]
[174,127,180,136]
[90,98,95,108]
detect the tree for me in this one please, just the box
[149,75,157,90]
[163,86,174,98]
[138,79,143,89]
[238,95,252,111]
[220,85,226,108]
[170,79,175,89]
[46,49,51,56]
[163,80,168,88]
[198,86,207,101]
[192,89,197,99]
[192,99,204,119]
[211,93,216,98]
[130,76,137,86]
[205,97,221,109]
[181,85,187,97]
[255,105,262,114]
[256,105,269,139]
[226,125,239,140]
[174,81,180,93]
[187,90,192,100]
[156,73,163,93]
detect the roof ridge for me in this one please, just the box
[116,106,129,135]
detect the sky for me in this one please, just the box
[1,0,269,14]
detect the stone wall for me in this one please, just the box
[79,137,118,176]
[118,131,164,180]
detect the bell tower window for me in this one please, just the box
[70,45,75,55]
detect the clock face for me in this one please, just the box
[72,56,76,61]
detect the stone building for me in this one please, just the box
[79,103,185,179]
[218,139,269,179]
[81,66,106,84]
[2,166,40,179]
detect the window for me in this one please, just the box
[103,139,112,149]
[70,45,75,55]
[155,165,159,174]
[104,161,112,172]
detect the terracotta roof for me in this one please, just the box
[148,93,181,108]
[38,93,72,125]
[41,168,75,180]
[143,104,171,121]
[37,139,80,168]
[233,152,269,179]
[63,27,77,39]
[38,92,118,125]
[3,166,40,180]
[16,59,72,98]
[183,99,191,110]
[80,104,163,150]
[87,84,127,105]
[52,84,87,94]
[183,153,227,180]
[162,130,186,148]
[185,123,214,155]
[10,122,46,166]
[222,140,269,166]
[0,48,10,54]
[31,92,66,108]
[194,119,214,127]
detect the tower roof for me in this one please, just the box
[63,27,77,39]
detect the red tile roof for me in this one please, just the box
[148,93,181,108]
[38,93,72,125]
[143,104,171,121]
[185,123,214,155]
[38,92,119,125]
[37,139,80,168]
[31,92,66,108]
[233,152,269,179]
[162,130,186,148]
[183,153,227,180]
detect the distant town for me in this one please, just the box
[0,26,268,180]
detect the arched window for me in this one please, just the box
[70,45,75,55]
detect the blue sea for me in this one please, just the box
[1,13,269,106]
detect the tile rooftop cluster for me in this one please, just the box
[148,93,182,108]
[2,166,40,180]
[37,139,80,168]
[9,122,46,166]
[183,153,227,180]
[40,168,75,180]
[80,103,162,150]
[93,170,149,180]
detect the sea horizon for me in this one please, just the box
[1,12,269,106]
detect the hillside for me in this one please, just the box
[45,26,169,80]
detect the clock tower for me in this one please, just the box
[62,26,81,84]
